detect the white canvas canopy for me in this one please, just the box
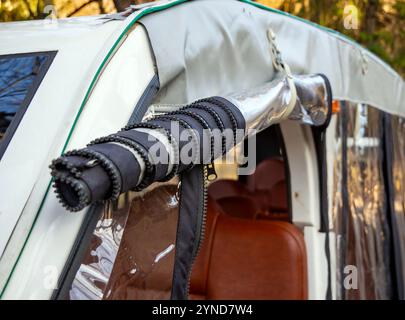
[141,0,404,116]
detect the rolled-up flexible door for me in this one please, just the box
[51,74,331,212]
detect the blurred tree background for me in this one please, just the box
[0,0,404,76]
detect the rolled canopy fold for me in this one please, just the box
[228,74,332,133]
[51,74,331,212]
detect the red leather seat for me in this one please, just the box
[208,180,289,221]
[207,159,289,222]
[246,159,288,219]
[246,158,286,192]
[208,179,250,201]
[269,180,288,211]
[190,197,308,300]
[216,196,259,219]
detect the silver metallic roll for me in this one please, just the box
[227,73,332,134]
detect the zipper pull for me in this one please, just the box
[206,163,218,182]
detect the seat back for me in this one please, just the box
[190,198,308,300]
[269,180,288,212]
[207,158,289,221]
[208,179,250,201]
[246,158,286,192]
[216,196,259,219]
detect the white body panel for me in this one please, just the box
[0,16,124,259]
[0,23,156,299]
[281,121,329,299]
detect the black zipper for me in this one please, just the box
[185,163,217,298]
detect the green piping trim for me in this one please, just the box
[0,0,189,299]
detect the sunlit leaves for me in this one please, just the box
[0,0,45,22]
[256,0,404,76]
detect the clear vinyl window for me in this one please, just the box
[329,103,392,300]
[0,51,56,159]
[68,179,180,300]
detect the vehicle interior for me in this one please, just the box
[66,124,309,301]
[189,125,308,300]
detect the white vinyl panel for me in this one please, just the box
[2,25,155,300]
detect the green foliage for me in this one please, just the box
[267,0,405,77]
[394,1,405,18]
[0,0,45,22]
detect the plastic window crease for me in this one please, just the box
[331,103,391,300]
[69,178,180,300]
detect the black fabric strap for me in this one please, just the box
[87,142,141,193]
[171,165,204,300]
[151,115,200,172]
[312,127,332,300]
[311,73,333,300]
[116,129,169,182]
[187,104,226,157]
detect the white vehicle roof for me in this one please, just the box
[0,15,122,54]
